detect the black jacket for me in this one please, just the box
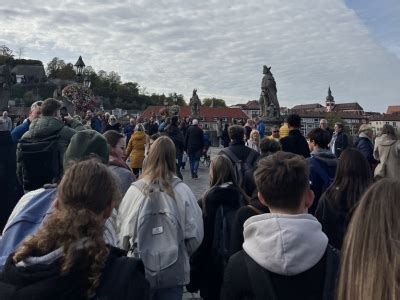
[332,131,348,158]
[315,194,353,250]
[221,129,230,147]
[230,199,270,255]
[188,183,244,300]
[0,246,150,300]
[221,246,339,300]
[218,141,260,166]
[166,124,184,156]
[185,125,204,154]
[280,129,310,158]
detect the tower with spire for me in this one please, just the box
[325,86,335,112]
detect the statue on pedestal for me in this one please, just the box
[259,65,280,119]
[189,89,201,117]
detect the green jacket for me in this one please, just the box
[16,116,85,186]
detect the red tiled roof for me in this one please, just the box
[370,114,400,121]
[387,105,400,114]
[243,100,260,110]
[296,111,369,120]
[142,106,248,122]
[333,102,363,111]
[292,103,324,110]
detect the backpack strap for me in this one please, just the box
[221,147,241,163]
[322,245,340,300]
[244,251,278,300]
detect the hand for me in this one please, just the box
[63,115,73,124]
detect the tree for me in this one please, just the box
[57,63,76,80]
[202,97,226,107]
[46,57,66,78]
[17,47,25,59]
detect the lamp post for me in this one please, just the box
[74,56,85,82]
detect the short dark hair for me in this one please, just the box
[254,151,309,210]
[171,115,179,126]
[103,130,124,148]
[382,124,396,137]
[287,114,301,128]
[41,98,61,116]
[307,128,331,149]
[260,139,281,154]
[228,125,245,141]
[335,122,344,130]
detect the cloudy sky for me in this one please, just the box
[1,0,399,112]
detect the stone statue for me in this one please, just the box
[53,84,63,100]
[259,65,280,119]
[189,89,201,117]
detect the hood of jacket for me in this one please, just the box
[28,116,64,139]
[311,148,337,167]
[132,131,145,141]
[243,213,328,276]
[377,134,397,147]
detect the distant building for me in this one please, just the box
[11,64,46,83]
[230,100,260,118]
[370,114,400,135]
[142,106,248,130]
[386,105,400,115]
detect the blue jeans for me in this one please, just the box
[151,286,183,300]
[189,151,201,176]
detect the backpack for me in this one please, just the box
[18,131,63,191]
[131,178,185,289]
[220,148,257,189]
[0,187,57,271]
[244,245,339,300]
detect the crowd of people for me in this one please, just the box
[0,98,399,300]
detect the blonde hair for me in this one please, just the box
[13,159,120,298]
[140,136,176,197]
[337,179,400,300]
[249,129,260,143]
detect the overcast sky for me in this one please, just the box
[1,0,399,112]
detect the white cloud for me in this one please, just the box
[1,0,399,111]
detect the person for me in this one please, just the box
[219,125,260,195]
[126,123,149,177]
[11,101,42,143]
[260,137,281,158]
[245,129,261,153]
[85,110,102,132]
[185,119,204,179]
[329,122,348,158]
[104,114,121,133]
[220,123,230,147]
[244,119,253,141]
[337,179,400,300]
[0,159,150,299]
[103,130,135,196]
[280,114,310,158]
[124,118,136,145]
[145,116,159,136]
[0,130,120,269]
[189,155,248,299]
[216,118,223,146]
[165,115,185,179]
[16,98,85,192]
[267,125,280,141]
[221,151,339,300]
[306,128,338,215]
[118,136,203,300]
[0,111,12,131]
[256,118,265,139]
[373,124,400,179]
[315,148,373,250]
[354,124,378,171]
[319,119,333,137]
[279,119,289,139]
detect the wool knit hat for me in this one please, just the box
[63,129,109,169]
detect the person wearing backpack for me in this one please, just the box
[218,125,259,197]
[221,151,340,300]
[306,128,338,215]
[118,136,203,300]
[16,98,85,192]
[0,130,119,270]
[0,159,150,300]
[188,155,248,300]
[315,148,373,250]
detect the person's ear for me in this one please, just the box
[258,192,268,207]
[102,201,115,220]
[304,189,314,210]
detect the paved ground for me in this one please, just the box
[181,147,221,299]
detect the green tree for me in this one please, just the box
[202,97,226,107]
[46,57,66,78]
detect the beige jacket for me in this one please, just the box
[373,134,400,179]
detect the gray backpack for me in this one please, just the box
[132,178,185,289]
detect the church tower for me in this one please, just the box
[326,86,335,112]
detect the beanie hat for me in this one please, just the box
[64,129,109,169]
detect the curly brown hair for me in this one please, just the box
[13,159,120,298]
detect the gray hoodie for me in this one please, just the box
[243,213,328,276]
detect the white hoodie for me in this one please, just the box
[243,213,328,276]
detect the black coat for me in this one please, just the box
[280,129,310,158]
[185,125,204,154]
[332,131,348,158]
[188,183,244,300]
[221,247,339,300]
[230,199,270,255]
[0,246,150,300]
[315,193,353,250]
[221,129,230,147]
[354,137,378,166]
[166,124,184,156]
[218,141,260,166]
